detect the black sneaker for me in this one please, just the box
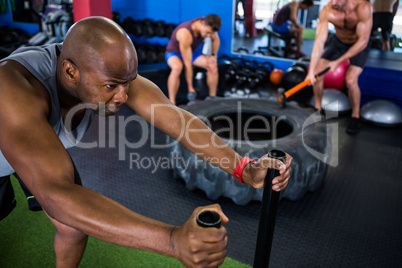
[346,117,361,135]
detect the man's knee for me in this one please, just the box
[170,63,183,76]
[298,25,304,33]
[345,73,359,90]
[206,61,218,75]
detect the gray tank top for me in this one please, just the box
[0,43,96,176]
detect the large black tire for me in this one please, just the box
[167,98,331,205]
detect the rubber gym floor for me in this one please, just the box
[1,68,402,267]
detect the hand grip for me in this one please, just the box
[196,210,221,228]
[253,149,287,268]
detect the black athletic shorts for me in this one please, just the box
[372,12,394,39]
[322,35,371,68]
[0,156,82,221]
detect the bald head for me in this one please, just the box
[61,16,137,72]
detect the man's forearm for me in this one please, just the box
[308,22,328,74]
[169,109,241,175]
[336,38,368,64]
[40,183,178,258]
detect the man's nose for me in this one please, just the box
[114,85,128,104]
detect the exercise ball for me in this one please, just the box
[309,89,351,114]
[281,68,306,90]
[323,60,349,91]
[360,100,402,126]
[269,69,284,85]
[290,62,308,75]
[286,65,307,75]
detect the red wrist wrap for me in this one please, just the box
[234,157,255,183]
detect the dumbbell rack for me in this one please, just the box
[219,55,275,99]
[121,17,177,66]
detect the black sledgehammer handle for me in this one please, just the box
[253,150,287,268]
[196,210,221,228]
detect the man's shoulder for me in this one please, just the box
[356,0,373,19]
[0,60,51,119]
[176,27,192,41]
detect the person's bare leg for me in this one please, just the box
[167,56,183,105]
[193,55,218,97]
[296,25,306,56]
[45,211,88,268]
[345,65,363,118]
[382,36,391,51]
[313,59,330,111]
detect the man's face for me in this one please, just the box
[74,46,138,116]
[331,0,347,10]
[200,23,215,38]
[300,4,311,11]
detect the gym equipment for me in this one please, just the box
[167,98,330,205]
[224,57,245,84]
[145,45,159,63]
[154,20,166,37]
[291,62,308,74]
[254,149,286,268]
[269,69,284,85]
[308,89,351,114]
[142,18,155,38]
[165,23,176,38]
[196,211,221,228]
[360,100,402,126]
[234,47,250,54]
[156,46,166,63]
[122,17,137,35]
[323,60,349,91]
[135,44,148,64]
[278,67,330,108]
[135,44,166,64]
[26,5,71,46]
[244,61,273,90]
[281,67,307,91]
[258,25,295,58]
[112,11,121,25]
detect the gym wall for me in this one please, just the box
[0,0,293,69]
[112,0,233,56]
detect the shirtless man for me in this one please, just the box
[371,0,399,51]
[271,0,314,57]
[165,15,221,105]
[306,0,372,134]
[0,17,292,267]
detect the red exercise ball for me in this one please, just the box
[270,69,284,85]
[323,59,350,91]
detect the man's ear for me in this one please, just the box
[63,59,79,82]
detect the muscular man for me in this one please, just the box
[306,0,372,134]
[165,15,221,105]
[0,17,292,267]
[371,0,399,51]
[271,0,314,57]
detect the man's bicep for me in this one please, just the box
[356,4,373,42]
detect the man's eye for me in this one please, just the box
[106,84,116,89]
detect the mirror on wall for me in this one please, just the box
[231,0,402,61]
